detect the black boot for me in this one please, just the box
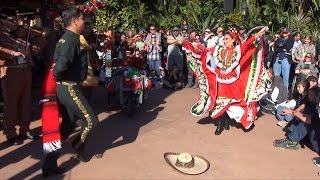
[72,136,89,163]
[224,116,230,130]
[215,118,225,135]
[42,151,64,177]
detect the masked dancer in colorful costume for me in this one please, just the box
[183,26,269,135]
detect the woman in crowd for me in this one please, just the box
[295,53,319,82]
[276,80,309,127]
[264,34,280,68]
[293,34,316,62]
[273,87,320,151]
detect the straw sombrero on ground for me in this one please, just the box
[164,152,210,175]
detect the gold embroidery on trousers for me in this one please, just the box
[67,85,93,149]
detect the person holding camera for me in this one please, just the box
[273,28,294,90]
[166,27,184,75]
[147,33,162,83]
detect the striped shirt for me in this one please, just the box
[147,43,162,61]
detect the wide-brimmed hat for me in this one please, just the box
[164,152,210,175]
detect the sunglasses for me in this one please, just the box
[151,37,156,38]
[150,28,155,30]
[305,56,311,58]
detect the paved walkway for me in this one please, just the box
[1,87,320,179]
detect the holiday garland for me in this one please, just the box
[77,0,106,15]
[44,0,106,19]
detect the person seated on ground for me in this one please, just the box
[259,68,288,114]
[162,65,184,90]
[306,75,319,88]
[283,77,317,131]
[295,53,319,82]
[276,80,309,127]
[273,87,320,151]
[311,102,320,166]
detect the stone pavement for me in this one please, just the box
[0,87,320,179]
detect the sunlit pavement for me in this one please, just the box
[1,86,319,179]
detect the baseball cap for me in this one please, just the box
[282,27,290,33]
[173,27,179,31]
[205,28,211,32]
[139,28,146,34]
[239,25,245,30]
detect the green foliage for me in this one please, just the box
[179,0,225,32]
[225,13,243,27]
[93,9,108,32]
[289,14,311,34]
[91,0,319,35]
[245,0,320,34]
[93,0,152,31]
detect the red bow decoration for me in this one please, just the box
[229,29,240,44]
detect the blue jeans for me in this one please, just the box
[288,121,320,152]
[148,60,161,77]
[273,56,291,90]
[276,105,294,122]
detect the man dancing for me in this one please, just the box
[53,7,99,161]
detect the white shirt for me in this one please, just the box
[292,40,302,55]
[206,35,224,48]
[167,35,184,57]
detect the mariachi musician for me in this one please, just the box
[0,13,47,145]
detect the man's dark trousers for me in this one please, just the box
[56,83,99,149]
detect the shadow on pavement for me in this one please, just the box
[85,88,171,160]
[1,86,175,179]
